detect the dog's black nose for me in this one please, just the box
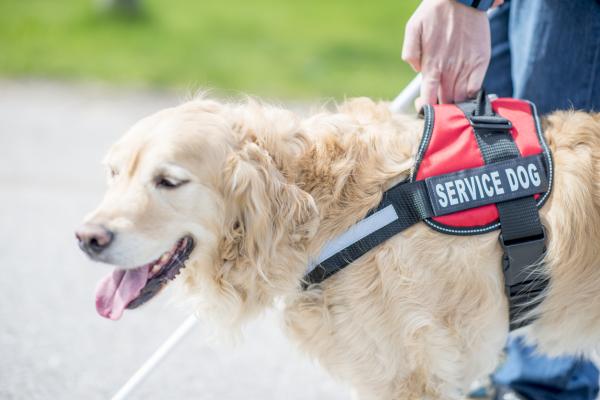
[75,224,113,257]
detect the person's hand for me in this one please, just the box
[402,0,496,110]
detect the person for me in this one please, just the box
[401,0,600,399]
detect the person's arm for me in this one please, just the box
[401,0,503,110]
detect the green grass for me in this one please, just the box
[0,0,419,100]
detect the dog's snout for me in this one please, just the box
[75,224,114,257]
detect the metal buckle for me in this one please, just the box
[470,115,513,132]
[499,226,547,287]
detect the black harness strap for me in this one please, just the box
[303,180,433,286]
[457,91,549,330]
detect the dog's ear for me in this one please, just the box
[221,142,318,272]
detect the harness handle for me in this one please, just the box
[468,88,513,132]
[474,88,493,117]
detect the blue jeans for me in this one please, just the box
[484,1,600,399]
[485,0,600,114]
[494,337,599,400]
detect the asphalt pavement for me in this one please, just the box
[0,80,350,400]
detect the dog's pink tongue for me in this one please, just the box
[95,266,150,320]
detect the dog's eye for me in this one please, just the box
[155,176,188,189]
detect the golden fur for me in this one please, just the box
[83,97,600,399]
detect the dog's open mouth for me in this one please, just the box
[95,236,195,320]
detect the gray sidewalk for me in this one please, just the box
[0,80,349,400]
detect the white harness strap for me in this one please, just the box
[306,204,399,274]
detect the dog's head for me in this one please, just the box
[76,99,318,322]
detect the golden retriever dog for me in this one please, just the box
[76,96,600,399]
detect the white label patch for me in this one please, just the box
[306,204,398,273]
[425,155,548,217]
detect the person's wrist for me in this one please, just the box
[453,0,495,11]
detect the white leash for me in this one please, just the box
[109,75,422,400]
[111,314,198,400]
[389,74,422,113]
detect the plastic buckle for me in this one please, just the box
[470,115,513,132]
[499,227,546,287]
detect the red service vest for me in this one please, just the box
[411,98,553,235]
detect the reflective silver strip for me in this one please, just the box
[306,204,399,273]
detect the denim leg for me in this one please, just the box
[509,0,600,114]
[493,337,599,400]
[486,3,600,399]
[484,1,513,97]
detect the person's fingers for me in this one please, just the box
[401,21,422,72]
[416,69,441,110]
[466,62,488,98]
[452,68,471,103]
[438,68,459,104]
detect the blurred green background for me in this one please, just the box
[0,0,419,100]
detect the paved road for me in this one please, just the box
[0,80,350,400]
